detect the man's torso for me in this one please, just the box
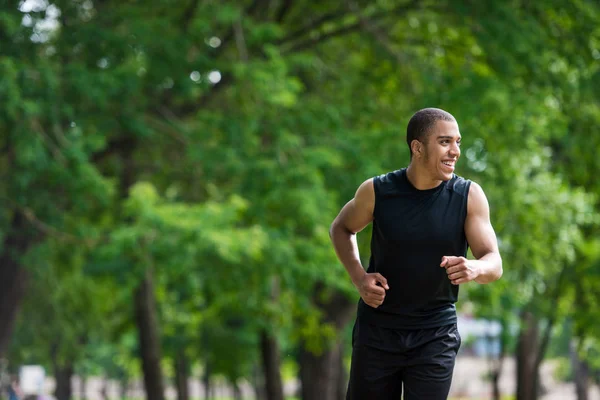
[358,168,471,329]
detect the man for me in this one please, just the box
[330,108,502,399]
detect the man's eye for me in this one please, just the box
[457,141,462,146]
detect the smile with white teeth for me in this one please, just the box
[442,161,454,166]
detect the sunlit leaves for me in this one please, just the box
[4,0,600,388]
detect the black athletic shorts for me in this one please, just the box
[346,319,462,400]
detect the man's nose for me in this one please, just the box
[449,143,460,157]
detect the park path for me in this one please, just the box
[35,355,599,400]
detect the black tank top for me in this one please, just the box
[357,168,471,329]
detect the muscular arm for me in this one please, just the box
[465,182,503,283]
[329,179,375,286]
[442,181,503,284]
[330,179,389,307]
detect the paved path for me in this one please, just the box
[451,356,600,400]
[33,356,600,400]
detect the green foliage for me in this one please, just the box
[3,0,600,392]
[553,357,573,383]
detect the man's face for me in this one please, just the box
[420,120,461,181]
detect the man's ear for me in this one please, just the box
[410,139,422,157]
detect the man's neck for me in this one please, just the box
[405,164,443,190]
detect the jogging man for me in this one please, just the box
[330,108,502,399]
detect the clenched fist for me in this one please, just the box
[356,273,389,308]
[441,256,480,285]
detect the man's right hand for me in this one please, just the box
[356,273,389,308]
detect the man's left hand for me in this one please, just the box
[440,256,480,285]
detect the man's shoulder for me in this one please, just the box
[446,174,472,197]
[375,169,405,184]
[373,169,406,196]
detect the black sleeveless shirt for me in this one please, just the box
[357,168,471,329]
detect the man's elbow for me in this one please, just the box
[476,252,502,284]
[493,254,503,281]
[329,218,340,240]
[329,218,353,241]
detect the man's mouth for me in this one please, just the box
[441,160,455,170]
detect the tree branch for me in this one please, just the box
[281,0,420,54]
[247,0,266,16]
[347,0,412,64]
[234,17,249,62]
[281,22,361,54]
[91,136,136,164]
[171,2,420,118]
[1,198,92,245]
[32,120,67,165]
[276,8,349,46]
[22,208,88,244]
[146,108,190,145]
[180,0,201,33]
[175,73,232,116]
[275,0,294,23]
[163,1,264,118]
[534,265,568,371]
[207,0,263,58]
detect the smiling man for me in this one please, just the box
[330,108,503,399]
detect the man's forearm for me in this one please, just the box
[329,224,367,287]
[472,252,503,284]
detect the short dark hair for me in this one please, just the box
[406,108,456,157]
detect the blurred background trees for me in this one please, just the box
[1,0,599,399]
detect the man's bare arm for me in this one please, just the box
[329,179,375,286]
[442,181,503,285]
[329,179,389,307]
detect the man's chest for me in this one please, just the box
[374,194,465,243]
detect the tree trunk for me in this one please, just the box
[516,311,539,400]
[79,375,87,400]
[53,362,74,400]
[571,341,589,400]
[174,349,190,400]
[231,379,242,400]
[491,367,502,400]
[100,377,109,400]
[119,377,128,400]
[260,276,285,400]
[203,361,212,400]
[134,269,165,400]
[0,213,32,359]
[489,319,507,400]
[336,342,348,400]
[298,285,355,400]
[517,268,566,400]
[299,343,343,400]
[260,330,284,400]
[253,362,266,400]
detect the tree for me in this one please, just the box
[3,2,600,400]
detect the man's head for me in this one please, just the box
[406,108,461,181]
